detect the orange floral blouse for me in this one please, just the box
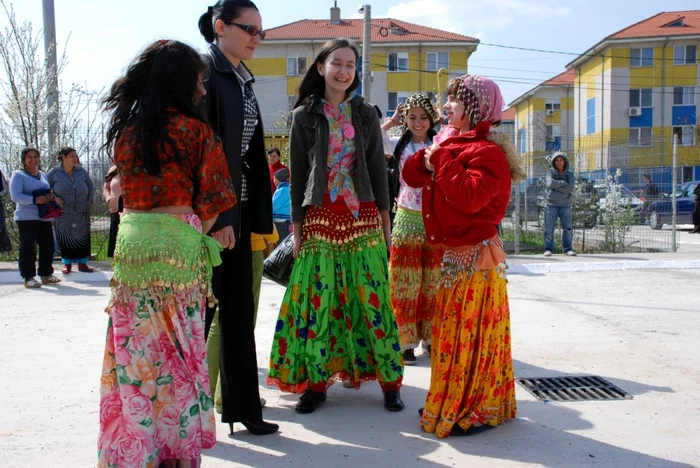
[115,113,237,221]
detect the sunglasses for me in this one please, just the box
[230,22,266,40]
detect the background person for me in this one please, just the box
[543,151,576,257]
[102,165,123,258]
[272,167,291,237]
[48,147,95,274]
[267,147,287,194]
[9,148,61,288]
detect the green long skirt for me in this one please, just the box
[266,197,404,393]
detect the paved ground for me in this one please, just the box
[0,253,698,468]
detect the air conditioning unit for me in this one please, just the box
[545,109,555,116]
[628,107,642,117]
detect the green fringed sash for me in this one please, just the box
[111,213,223,303]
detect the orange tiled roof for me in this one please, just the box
[264,18,477,43]
[501,107,516,121]
[607,10,700,39]
[541,69,575,87]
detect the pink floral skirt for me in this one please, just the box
[98,214,216,468]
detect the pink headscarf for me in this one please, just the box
[453,75,505,124]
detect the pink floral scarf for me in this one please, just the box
[323,94,360,218]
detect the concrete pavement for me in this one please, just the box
[0,254,698,467]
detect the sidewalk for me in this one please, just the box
[0,255,698,467]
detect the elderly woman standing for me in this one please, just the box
[404,75,525,438]
[47,147,95,274]
[9,147,62,288]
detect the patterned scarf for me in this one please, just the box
[323,93,360,218]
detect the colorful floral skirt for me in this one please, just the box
[420,237,517,438]
[267,196,404,393]
[389,207,444,350]
[98,214,217,467]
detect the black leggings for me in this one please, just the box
[17,220,54,280]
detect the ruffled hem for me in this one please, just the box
[266,370,402,394]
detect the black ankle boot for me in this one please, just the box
[383,390,405,412]
[295,390,327,414]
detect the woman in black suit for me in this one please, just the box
[198,0,278,436]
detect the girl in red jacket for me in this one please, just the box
[403,75,525,438]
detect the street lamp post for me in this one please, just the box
[42,0,59,156]
[358,5,371,102]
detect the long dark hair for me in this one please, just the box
[102,40,207,175]
[198,0,259,43]
[388,128,438,204]
[294,38,361,111]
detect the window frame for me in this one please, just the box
[672,125,696,147]
[673,86,695,106]
[629,127,653,147]
[629,88,653,108]
[387,91,410,110]
[426,52,449,72]
[630,47,654,67]
[674,45,697,66]
[545,98,561,111]
[287,57,308,77]
[388,52,409,72]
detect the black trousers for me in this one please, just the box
[205,203,263,423]
[17,220,54,280]
[693,200,700,228]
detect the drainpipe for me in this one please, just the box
[418,42,423,92]
[600,50,605,172]
[577,67,582,163]
[660,37,670,166]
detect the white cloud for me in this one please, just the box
[385,0,571,35]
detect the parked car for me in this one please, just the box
[594,183,644,224]
[647,181,699,230]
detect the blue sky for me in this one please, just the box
[4,0,700,104]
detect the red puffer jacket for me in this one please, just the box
[402,121,511,247]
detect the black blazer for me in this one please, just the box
[203,45,272,236]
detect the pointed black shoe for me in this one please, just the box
[229,420,279,436]
[383,390,405,412]
[295,390,327,414]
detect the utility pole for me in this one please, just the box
[672,134,678,252]
[42,0,59,157]
[359,5,371,102]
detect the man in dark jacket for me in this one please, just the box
[543,152,576,256]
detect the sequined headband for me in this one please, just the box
[401,94,439,125]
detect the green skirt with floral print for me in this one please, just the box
[266,197,404,393]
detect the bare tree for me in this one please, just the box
[0,0,102,176]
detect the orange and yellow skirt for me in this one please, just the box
[419,236,517,438]
[389,207,444,350]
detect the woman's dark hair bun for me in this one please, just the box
[198,8,217,44]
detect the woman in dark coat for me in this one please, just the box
[198,0,278,436]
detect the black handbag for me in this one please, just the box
[262,233,296,287]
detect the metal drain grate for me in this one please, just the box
[516,376,633,402]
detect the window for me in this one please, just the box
[586,98,596,134]
[674,45,697,65]
[388,52,409,72]
[545,98,561,111]
[287,95,296,112]
[426,52,448,72]
[287,57,307,76]
[387,92,409,110]
[673,86,695,105]
[546,125,561,141]
[630,47,654,67]
[519,128,527,154]
[629,89,653,108]
[673,125,695,146]
[629,127,653,146]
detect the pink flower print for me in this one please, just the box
[169,358,197,407]
[341,122,355,139]
[154,405,180,449]
[99,390,123,429]
[107,419,152,467]
[122,385,154,422]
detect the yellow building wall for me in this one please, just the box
[246,57,287,76]
[287,76,303,96]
